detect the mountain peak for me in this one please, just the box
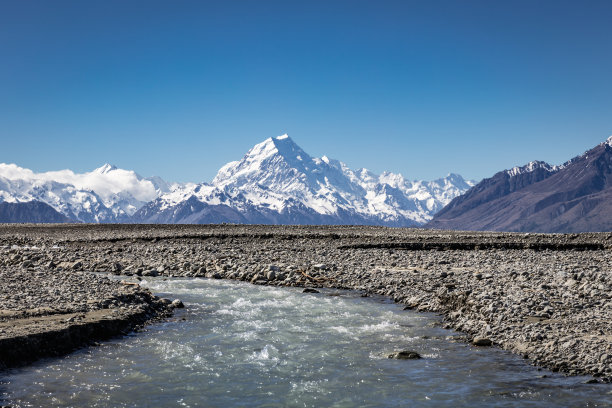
[270,133,301,151]
[256,134,294,150]
[443,173,467,183]
[165,133,475,226]
[606,135,612,147]
[505,160,555,177]
[213,135,313,186]
[93,163,118,174]
[249,134,310,163]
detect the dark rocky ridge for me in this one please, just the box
[0,224,610,382]
[428,140,612,232]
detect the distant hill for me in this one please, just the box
[0,201,72,223]
[427,137,612,233]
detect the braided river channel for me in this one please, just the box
[2,277,612,407]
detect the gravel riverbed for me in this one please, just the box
[0,224,610,382]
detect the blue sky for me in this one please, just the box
[1,0,611,182]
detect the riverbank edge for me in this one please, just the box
[0,295,173,371]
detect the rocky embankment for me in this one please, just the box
[0,224,610,382]
[0,244,177,368]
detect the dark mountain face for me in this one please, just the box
[433,161,559,221]
[132,196,249,224]
[427,140,612,233]
[0,201,72,223]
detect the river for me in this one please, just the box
[2,277,611,407]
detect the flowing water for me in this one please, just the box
[1,277,611,407]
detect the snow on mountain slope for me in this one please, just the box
[427,135,612,232]
[1,135,475,225]
[212,135,368,215]
[0,174,114,222]
[0,163,173,221]
[136,134,475,226]
[505,160,560,177]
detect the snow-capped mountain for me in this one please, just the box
[133,135,475,226]
[427,135,612,232]
[505,160,560,177]
[0,135,475,225]
[0,163,174,222]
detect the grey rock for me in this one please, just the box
[303,288,320,293]
[388,351,421,359]
[171,299,184,308]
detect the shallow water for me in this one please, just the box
[2,277,611,407]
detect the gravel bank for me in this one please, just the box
[0,261,174,369]
[0,224,610,382]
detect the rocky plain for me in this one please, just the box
[0,224,610,383]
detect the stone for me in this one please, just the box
[388,351,421,360]
[303,288,320,293]
[143,269,158,277]
[473,337,493,346]
[171,299,184,308]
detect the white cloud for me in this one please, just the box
[0,163,158,202]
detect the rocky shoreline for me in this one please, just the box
[0,224,610,382]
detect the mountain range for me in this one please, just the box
[0,135,474,226]
[0,162,176,222]
[427,136,612,232]
[5,134,611,232]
